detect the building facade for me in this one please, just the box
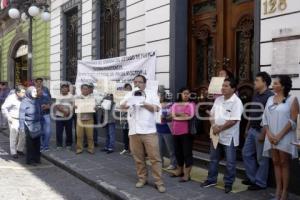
[49,0,170,91]
[260,0,300,96]
[0,3,50,87]
[49,0,300,192]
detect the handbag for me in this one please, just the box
[189,116,197,135]
[25,121,42,139]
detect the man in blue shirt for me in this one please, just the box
[242,72,273,190]
[35,78,52,151]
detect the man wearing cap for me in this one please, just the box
[75,83,95,154]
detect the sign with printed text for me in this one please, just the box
[75,51,157,95]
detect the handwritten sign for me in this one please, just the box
[75,98,96,113]
[208,77,225,94]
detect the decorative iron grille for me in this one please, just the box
[65,8,78,84]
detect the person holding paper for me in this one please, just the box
[54,83,74,150]
[75,84,95,154]
[156,85,177,170]
[242,72,273,190]
[120,75,166,193]
[100,93,116,154]
[218,68,234,79]
[261,75,299,200]
[201,78,243,194]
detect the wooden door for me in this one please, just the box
[188,0,255,153]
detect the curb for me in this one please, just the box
[41,153,131,200]
[0,130,131,200]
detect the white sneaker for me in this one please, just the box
[166,165,176,170]
[66,146,72,151]
[120,149,129,155]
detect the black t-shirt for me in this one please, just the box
[248,89,274,130]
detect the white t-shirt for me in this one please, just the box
[210,93,243,146]
[120,89,159,135]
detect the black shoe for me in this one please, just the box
[179,177,191,183]
[225,185,232,193]
[170,173,184,178]
[26,162,37,166]
[12,154,18,159]
[106,150,114,154]
[242,179,254,186]
[248,184,266,191]
[101,148,108,152]
[200,180,217,188]
[35,160,41,164]
[17,151,25,156]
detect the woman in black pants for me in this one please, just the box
[170,87,195,182]
[19,86,43,165]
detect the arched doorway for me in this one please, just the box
[7,34,29,88]
[14,44,28,86]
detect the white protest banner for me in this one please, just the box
[75,51,157,95]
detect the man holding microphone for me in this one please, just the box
[120,75,166,193]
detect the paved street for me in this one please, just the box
[42,127,300,200]
[0,132,108,200]
[0,128,300,200]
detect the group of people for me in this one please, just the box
[119,72,298,199]
[0,71,299,199]
[1,78,51,165]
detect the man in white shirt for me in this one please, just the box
[1,85,26,158]
[120,75,166,193]
[201,78,243,193]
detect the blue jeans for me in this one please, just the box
[242,128,269,187]
[93,111,99,144]
[207,140,236,186]
[105,123,115,150]
[56,118,73,147]
[158,133,177,167]
[40,114,51,150]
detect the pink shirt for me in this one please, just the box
[171,102,195,135]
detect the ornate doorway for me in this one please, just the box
[14,44,28,86]
[188,0,255,152]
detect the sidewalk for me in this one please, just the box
[40,132,296,200]
[0,131,108,200]
[1,127,299,200]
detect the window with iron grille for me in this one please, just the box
[65,8,79,84]
[99,0,126,59]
